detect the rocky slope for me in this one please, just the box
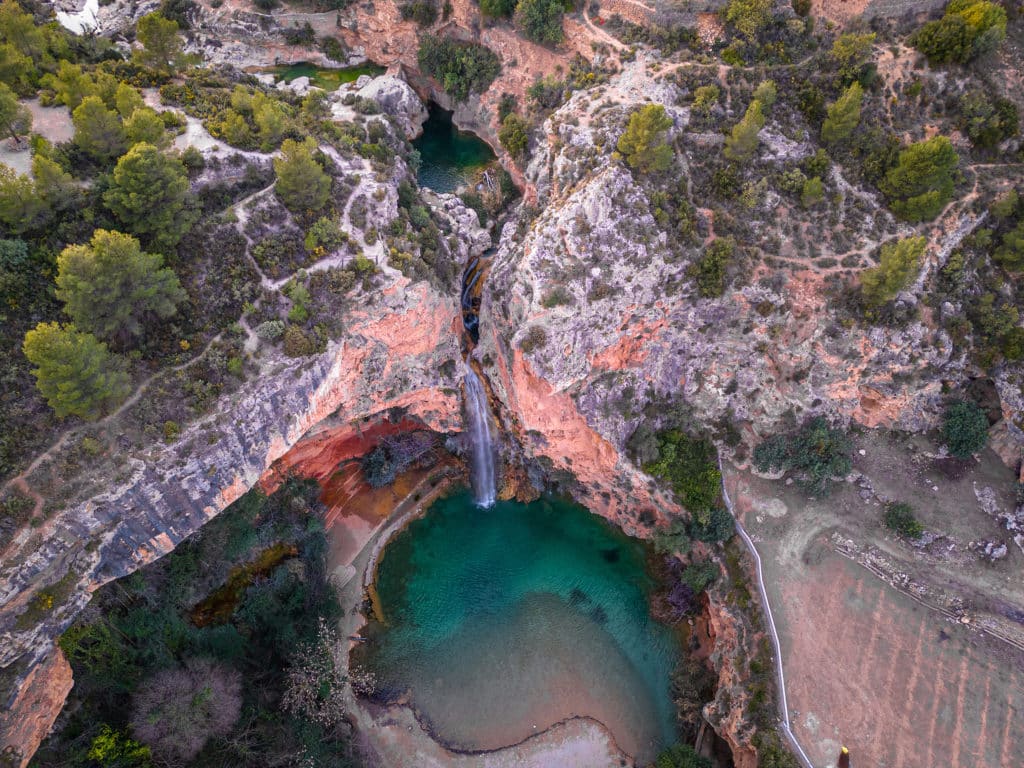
[479,55,1021,530]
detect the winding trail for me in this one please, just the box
[719,459,816,768]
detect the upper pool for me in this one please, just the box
[358,489,680,764]
[413,103,495,193]
[261,61,385,90]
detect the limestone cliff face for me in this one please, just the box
[479,57,1020,538]
[0,276,462,761]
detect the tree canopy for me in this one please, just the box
[0,81,29,142]
[880,136,959,222]
[273,137,331,213]
[617,104,674,173]
[72,95,127,162]
[134,13,185,74]
[942,400,988,458]
[22,322,131,420]
[753,417,852,496]
[821,81,863,145]
[725,0,771,40]
[724,99,765,162]
[498,113,529,160]
[103,142,192,250]
[417,35,501,103]
[860,235,926,310]
[56,229,184,345]
[911,0,1006,64]
[514,0,565,45]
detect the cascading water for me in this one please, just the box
[463,362,497,507]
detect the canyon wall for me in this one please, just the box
[0,276,464,763]
[478,57,1021,539]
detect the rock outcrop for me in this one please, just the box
[478,56,1017,537]
[355,70,428,139]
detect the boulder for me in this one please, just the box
[356,74,427,140]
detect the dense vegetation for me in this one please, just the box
[884,501,924,538]
[634,426,735,545]
[417,35,501,102]
[514,0,566,44]
[942,399,989,458]
[910,0,1007,65]
[34,479,369,767]
[753,418,853,496]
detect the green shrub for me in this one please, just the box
[957,90,1018,149]
[498,113,530,160]
[520,324,548,353]
[884,502,923,538]
[693,85,719,114]
[655,743,712,768]
[690,506,734,543]
[480,0,516,16]
[653,520,691,555]
[725,0,771,40]
[643,430,722,514]
[688,237,735,298]
[400,0,437,26]
[681,560,718,593]
[514,0,565,45]
[800,176,824,208]
[942,400,988,458]
[753,417,852,496]
[417,35,501,102]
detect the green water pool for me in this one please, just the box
[263,61,384,91]
[413,103,495,193]
[358,489,680,763]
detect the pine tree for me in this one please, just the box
[860,236,926,309]
[72,95,126,162]
[22,322,131,420]
[56,229,184,345]
[821,81,863,145]
[0,165,46,232]
[617,104,674,173]
[273,138,331,213]
[0,81,29,143]
[124,107,169,149]
[103,142,192,250]
[881,136,959,222]
[134,13,185,75]
[724,99,765,162]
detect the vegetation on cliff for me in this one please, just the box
[35,479,368,768]
[417,35,501,102]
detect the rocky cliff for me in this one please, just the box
[478,55,1020,532]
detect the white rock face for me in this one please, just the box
[356,74,428,139]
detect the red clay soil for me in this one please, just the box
[778,551,1023,767]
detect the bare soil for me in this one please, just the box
[726,429,1024,767]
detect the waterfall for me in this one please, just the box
[463,361,497,507]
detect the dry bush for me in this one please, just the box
[131,659,242,763]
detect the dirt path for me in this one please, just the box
[720,458,816,768]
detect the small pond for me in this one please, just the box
[357,489,680,764]
[262,61,384,91]
[413,103,495,193]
